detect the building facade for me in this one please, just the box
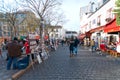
[47,25,63,40]
[0,10,40,40]
[65,31,78,39]
[80,0,118,46]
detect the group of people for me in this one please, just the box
[68,36,80,57]
[5,37,31,70]
[1,36,80,69]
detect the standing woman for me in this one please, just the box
[69,36,75,57]
[24,39,31,55]
[90,39,95,52]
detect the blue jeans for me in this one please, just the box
[95,42,98,50]
[91,46,95,52]
[7,57,18,70]
[73,47,78,55]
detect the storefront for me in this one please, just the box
[103,18,120,55]
[83,31,92,46]
[104,19,120,43]
[89,26,105,48]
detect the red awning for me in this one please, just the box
[85,31,92,38]
[79,34,86,39]
[104,19,120,33]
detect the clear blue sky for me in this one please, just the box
[61,0,97,32]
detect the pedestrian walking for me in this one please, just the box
[69,36,75,57]
[6,37,22,70]
[73,37,80,55]
[90,39,95,52]
[61,39,64,46]
[95,39,99,51]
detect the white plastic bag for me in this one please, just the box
[36,54,42,64]
[41,52,48,60]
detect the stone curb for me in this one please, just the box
[12,60,37,80]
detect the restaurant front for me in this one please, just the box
[104,19,120,44]
[103,18,120,57]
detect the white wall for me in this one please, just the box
[89,0,115,27]
[59,28,66,39]
[80,0,116,33]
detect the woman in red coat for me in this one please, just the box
[24,41,31,55]
[23,39,35,60]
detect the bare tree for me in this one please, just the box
[19,0,62,38]
[44,9,67,40]
[45,9,66,26]
[0,0,25,38]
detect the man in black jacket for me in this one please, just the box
[73,37,80,55]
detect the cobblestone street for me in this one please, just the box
[0,50,19,80]
[18,45,120,80]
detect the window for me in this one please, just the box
[97,15,101,26]
[66,32,71,34]
[89,21,91,29]
[105,8,113,22]
[51,29,54,32]
[106,8,112,18]
[56,29,58,32]
[92,19,96,24]
[55,34,58,37]
[2,25,8,30]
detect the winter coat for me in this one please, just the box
[24,41,31,54]
[7,41,22,57]
[74,39,80,47]
[90,40,95,46]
